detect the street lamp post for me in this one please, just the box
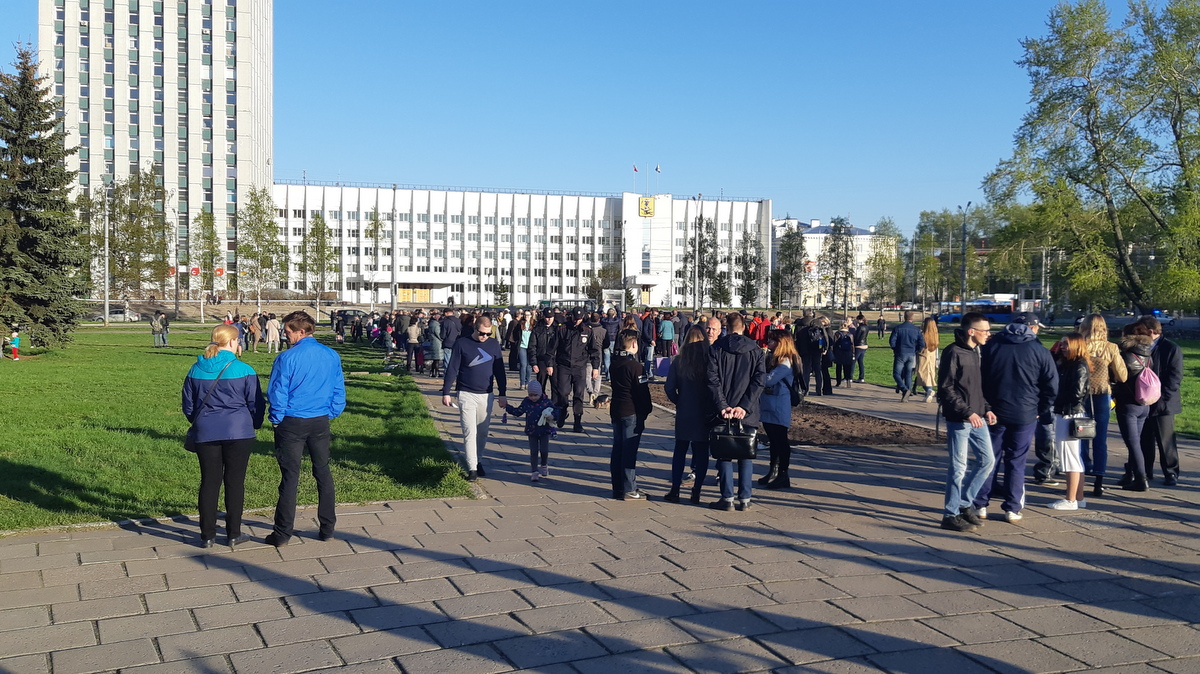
[958,201,971,320]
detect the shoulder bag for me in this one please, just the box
[708,419,758,461]
[184,361,233,452]
[1069,394,1097,440]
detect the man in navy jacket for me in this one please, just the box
[1139,316,1184,485]
[888,311,926,401]
[442,315,508,481]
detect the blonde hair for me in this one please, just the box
[1080,313,1109,349]
[921,317,939,352]
[205,324,240,358]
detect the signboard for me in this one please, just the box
[804,260,817,273]
[190,267,200,276]
[638,197,655,218]
[168,266,177,276]
[214,268,225,277]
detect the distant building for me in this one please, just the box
[771,218,892,308]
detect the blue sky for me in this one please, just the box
[1,1,1110,233]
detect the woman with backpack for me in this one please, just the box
[831,323,855,388]
[664,327,714,503]
[914,317,940,403]
[1079,314,1127,496]
[1114,322,1157,492]
[759,329,799,490]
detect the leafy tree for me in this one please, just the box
[0,45,88,345]
[677,216,718,308]
[300,212,339,309]
[80,168,170,300]
[597,262,635,307]
[775,226,808,308]
[190,210,221,299]
[363,207,385,309]
[494,279,510,307]
[585,274,603,302]
[236,185,288,312]
[863,216,903,304]
[818,217,855,314]
[734,231,762,307]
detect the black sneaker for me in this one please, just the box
[959,507,984,526]
[476,465,486,478]
[940,515,978,532]
[708,500,734,511]
[736,500,752,511]
[466,470,478,482]
[264,533,290,547]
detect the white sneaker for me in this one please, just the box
[976,507,988,519]
[1006,510,1023,522]
[530,471,540,482]
[539,465,549,477]
[1048,499,1077,510]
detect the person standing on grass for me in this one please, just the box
[706,312,766,511]
[442,315,508,482]
[183,324,265,549]
[609,329,652,500]
[664,326,716,504]
[265,314,282,353]
[937,312,995,532]
[889,310,925,402]
[853,315,869,383]
[265,311,346,547]
[504,381,558,482]
[151,310,167,348]
[8,328,19,360]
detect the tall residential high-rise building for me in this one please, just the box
[38,0,273,281]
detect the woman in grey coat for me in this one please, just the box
[664,328,716,503]
[427,313,444,378]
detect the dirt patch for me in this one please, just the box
[648,385,939,446]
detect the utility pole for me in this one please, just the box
[959,201,971,319]
[103,187,110,327]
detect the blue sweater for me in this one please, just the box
[442,336,507,396]
[182,350,265,443]
[267,336,347,424]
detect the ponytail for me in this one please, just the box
[206,324,239,358]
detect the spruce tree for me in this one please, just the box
[0,45,87,346]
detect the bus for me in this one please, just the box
[536,298,598,313]
[936,299,1016,324]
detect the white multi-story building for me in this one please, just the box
[771,218,892,307]
[274,183,772,308]
[39,0,273,278]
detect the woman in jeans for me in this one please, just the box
[759,329,798,490]
[664,328,713,503]
[1114,322,1155,492]
[1078,314,1126,496]
[516,316,533,389]
[182,324,265,548]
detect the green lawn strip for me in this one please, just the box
[0,326,469,532]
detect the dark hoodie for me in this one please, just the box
[937,328,990,423]
[1113,334,1154,407]
[706,332,767,428]
[981,322,1058,425]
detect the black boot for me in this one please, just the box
[1117,464,1133,487]
[1122,475,1150,492]
[1091,475,1105,497]
[765,449,792,489]
[690,482,703,504]
[758,450,779,486]
[572,414,583,433]
[663,489,681,503]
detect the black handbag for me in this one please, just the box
[1069,395,1097,440]
[708,419,757,461]
[184,361,233,452]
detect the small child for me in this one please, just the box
[504,380,558,481]
[9,328,19,361]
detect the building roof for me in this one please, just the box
[803,225,877,236]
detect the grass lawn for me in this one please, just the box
[852,328,1200,437]
[0,325,471,531]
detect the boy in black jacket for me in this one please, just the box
[609,330,652,500]
[936,312,997,532]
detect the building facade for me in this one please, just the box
[39,0,273,280]
[771,218,892,308]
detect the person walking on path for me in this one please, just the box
[706,312,766,511]
[441,314,508,481]
[1048,332,1092,511]
[889,310,925,402]
[608,329,652,500]
[600,308,620,380]
[664,326,715,504]
[936,312,996,532]
[760,329,799,490]
[1114,322,1156,492]
[974,312,1058,524]
[1078,314,1126,496]
[182,324,265,548]
[1138,316,1183,486]
[853,316,869,383]
[915,316,940,403]
[265,311,346,546]
[504,380,558,482]
[585,312,608,405]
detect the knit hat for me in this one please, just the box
[526,381,543,396]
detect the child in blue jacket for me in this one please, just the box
[504,380,558,481]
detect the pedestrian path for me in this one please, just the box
[0,371,1199,673]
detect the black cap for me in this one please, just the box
[1015,311,1044,327]
[570,308,584,320]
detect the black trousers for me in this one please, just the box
[1141,413,1180,479]
[272,415,336,541]
[553,367,588,419]
[195,437,254,540]
[535,364,552,398]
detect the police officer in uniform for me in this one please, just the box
[529,311,558,396]
[553,308,601,432]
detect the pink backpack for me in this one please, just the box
[1132,355,1161,406]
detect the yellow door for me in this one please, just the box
[397,288,412,303]
[415,288,431,303]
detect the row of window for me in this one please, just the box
[279,209,616,228]
[285,245,610,264]
[293,281,582,296]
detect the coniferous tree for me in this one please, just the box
[0,45,88,346]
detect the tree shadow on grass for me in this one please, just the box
[0,458,189,526]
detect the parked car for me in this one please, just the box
[1151,309,1176,326]
[335,309,369,321]
[92,309,141,322]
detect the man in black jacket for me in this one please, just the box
[937,312,997,532]
[441,310,462,356]
[553,308,601,432]
[1139,316,1184,485]
[974,312,1058,523]
[529,312,557,396]
[852,316,870,383]
[706,312,766,511]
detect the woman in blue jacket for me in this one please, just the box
[182,324,265,548]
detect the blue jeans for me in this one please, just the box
[854,349,866,380]
[602,346,613,379]
[1079,393,1111,475]
[944,421,996,517]
[892,353,916,392]
[610,415,642,495]
[644,349,656,378]
[518,347,532,388]
[671,440,710,491]
[973,422,1035,514]
[716,458,753,502]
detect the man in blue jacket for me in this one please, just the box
[266,311,346,546]
[888,311,926,401]
[442,315,508,481]
[973,312,1058,523]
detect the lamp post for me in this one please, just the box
[102,185,110,327]
[958,201,971,320]
[692,194,702,313]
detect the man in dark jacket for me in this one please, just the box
[706,312,766,511]
[441,315,507,481]
[852,316,870,383]
[889,311,926,401]
[937,312,997,532]
[600,308,621,380]
[529,312,557,396]
[585,312,608,404]
[974,312,1058,523]
[639,308,659,379]
[1139,316,1183,485]
[441,310,462,355]
[553,308,601,432]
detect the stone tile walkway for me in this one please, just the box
[1,368,1199,673]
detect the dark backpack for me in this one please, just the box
[806,325,826,351]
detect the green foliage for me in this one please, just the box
[494,278,510,307]
[363,207,385,304]
[734,231,763,307]
[775,226,808,307]
[864,217,903,304]
[236,186,288,309]
[300,213,339,302]
[710,271,732,307]
[818,216,855,311]
[677,217,719,308]
[80,168,170,299]
[190,210,221,295]
[0,45,88,347]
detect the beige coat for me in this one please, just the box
[1086,340,1127,394]
[915,347,938,388]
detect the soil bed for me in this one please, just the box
[648,385,939,446]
